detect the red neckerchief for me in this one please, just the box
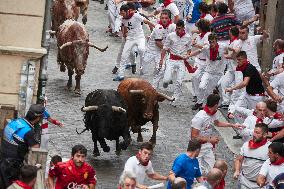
[127,11,134,19]
[158,20,172,29]
[236,60,249,72]
[275,49,284,56]
[211,12,217,18]
[209,43,219,61]
[273,112,283,119]
[14,180,32,189]
[177,29,186,38]
[200,13,206,18]
[136,153,149,166]
[230,36,238,44]
[163,0,172,7]
[203,105,217,116]
[271,157,284,166]
[248,138,267,149]
[214,178,225,189]
[253,111,263,123]
[200,32,207,39]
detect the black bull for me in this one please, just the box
[79,89,130,156]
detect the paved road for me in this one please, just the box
[46,1,237,188]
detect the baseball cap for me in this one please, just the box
[28,104,45,116]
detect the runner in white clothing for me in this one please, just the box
[141,9,176,88]
[235,25,269,72]
[257,142,284,188]
[189,33,227,110]
[159,20,192,103]
[233,124,270,189]
[113,4,155,81]
[152,0,180,23]
[123,142,168,189]
[107,0,123,36]
[190,94,244,174]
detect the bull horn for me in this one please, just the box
[158,92,175,101]
[81,106,99,112]
[112,106,126,113]
[129,90,144,94]
[88,42,108,52]
[60,40,84,50]
[76,128,88,135]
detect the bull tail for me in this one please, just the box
[76,127,89,135]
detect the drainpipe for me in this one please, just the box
[37,0,52,102]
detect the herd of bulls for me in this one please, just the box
[50,0,175,156]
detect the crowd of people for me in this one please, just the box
[1,0,284,188]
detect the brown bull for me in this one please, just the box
[57,20,107,95]
[117,78,174,145]
[51,0,89,34]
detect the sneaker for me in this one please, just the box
[139,67,144,75]
[125,64,131,69]
[192,103,203,110]
[104,4,108,10]
[113,76,124,81]
[112,66,118,74]
[163,82,169,88]
[233,134,242,139]
[131,65,136,74]
[169,80,173,84]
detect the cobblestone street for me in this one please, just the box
[46,1,236,188]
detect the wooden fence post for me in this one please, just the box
[27,148,48,189]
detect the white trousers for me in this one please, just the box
[235,92,265,110]
[197,72,222,104]
[40,128,49,150]
[219,70,243,105]
[163,59,186,100]
[108,1,121,33]
[191,59,206,97]
[197,147,216,175]
[174,0,186,19]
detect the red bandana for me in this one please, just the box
[127,11,134,19]
[275,49,284,56]
[203,105,217,116]
[209,44,219,61]
[253,111,263,123]
[236,60,249,72]
[214,178,225,189]
[200,13,206,18]
[163,0,173,7]
[158,20,172,29]
[200,32,207,39]
[271,157,284,166]
[177,29,186,38]
[230,36,238,44]
[136,153,149,166]
[248,138,267,149]
[14,181,32,189]
[273,112,283,119]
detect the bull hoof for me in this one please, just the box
[120,142,128,150]
[149,138,156,146]
[60,65,66,72]
[103,146,110,152]
[82,16,87,25]
[93,150,100,157]
[74,89,81,96]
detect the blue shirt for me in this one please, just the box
[186,0,202,23]
[167,153,202,189]
[43,109,51,120]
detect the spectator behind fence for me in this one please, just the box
[7,165,38,189]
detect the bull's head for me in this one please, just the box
[129,90,174,120]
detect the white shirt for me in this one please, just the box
[239,141,270,188]
[157,2,180,17]
[202,43,227,74]
[237,35,262,71]
[259,159,284,186]
[124,156,155,185]
[234,0,255,21]
[239,115,258,142]
[163,31,192,57]
[191,110,217,149]
[195,32,211,65]
[226,39,241,71]
[271,72,284,97]
[146,23,176,53]
[122,13,145,40]
[204,14,214,22]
